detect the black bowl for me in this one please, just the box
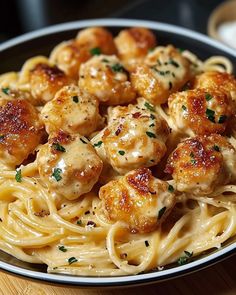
[0,18,236,288]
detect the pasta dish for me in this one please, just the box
[0,26,235,277]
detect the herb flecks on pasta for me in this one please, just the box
[0,26,235,277]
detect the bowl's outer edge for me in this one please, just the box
[0,18,236,287]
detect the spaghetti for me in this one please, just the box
[0,26,235,277]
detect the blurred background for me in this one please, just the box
[0,0,225,42]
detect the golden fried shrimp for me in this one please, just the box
[131,45,190,104]
[78,55,136,105]
[29,63,70,104]
[194,71,236,101]
[41,85,100,136]
[49,40,91,79]
[92,99,169,174]
[114,27,157,69]
[76,27,117,55]
[165,134,236,195]
[0,99,44,167]
[168,88,233,136]
[37,131,103,200]
[99,167,175,233]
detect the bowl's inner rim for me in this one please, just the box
[0,18,236,285]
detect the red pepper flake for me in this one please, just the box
[132,112,141,118]
[115,124,123,136]
[87,221,96,227]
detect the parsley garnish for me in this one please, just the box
[15,169,22,183]
[158,207,166,219]
[150,113,156,120]
[2,87,9,95]
[169,58,179,68]
[52,143,66,152]
[181,83,190,91]
[77,220,82,225]
[52,168,62,182]
[72,95,79,103]
[68,257,78,265]
[0,134,4,140]
[213,145,220,152]
[149,123,155,127]
[58,245,67,252]
[144,101,155,112]
[218,115,227,124]
[182,105,187,111]
[102,58,109,63]
[190,152,196,165]
[93,141,103,148]
[206,108,215,123]
[90,47,101,55]
[148,47,155,53]
[80,138,87,144]
[205,93,212,101]
[169,81,173,90]
[118,150,125,155]
[151,67,165,75]
[146,131,156,138]
[111,63,125,72]
[168,184,174,192]
[177,251,193,266]
[178,48,184,53]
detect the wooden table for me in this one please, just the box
[1,254,236,295]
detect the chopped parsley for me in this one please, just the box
[68,257,78,265]
[150,113,156,120]
[148,47,155,53]
[182,105,187,111]
[93,141,103,148]
[218,115,227,124]
[144,101,155,112]
[213,145,220,152]
[149,123,155,127]
[181,83,190,91]
[177,251,193,266]
[2,87,9,95]
[52,168,62,182]
[80,138,87,144]
[169,58,179,68]
[158,206,166,219]
[118,150,125,156]
[90,47,101,55]
[169,81,173,90]
[58,245,67,252]
[0,134,4,140]
[168,184,174,192]
[102,58,109,63]
[205,93,212,101]
[146,131,156,138]
[190,152,196,165]
[72,95,79,103]
[15,169,22,183]
[77,220,82,225]
[178,48,184,53]
[153,68,165,75]
[206,108,215,123]
[111,63,125,73]
[145,240,149,247]
[52,143,66,152]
